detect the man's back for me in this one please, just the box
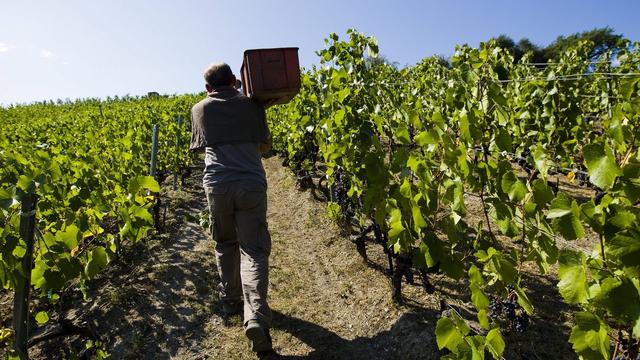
[203,143,266,187]
[190,86,270,187]
[190,86,269,153]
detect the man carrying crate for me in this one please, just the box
[189,62,274,354]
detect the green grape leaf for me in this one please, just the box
[411,204,428,231]
[468,266,489,313]
[547,193,573,218]
[548,194,584,240]
[557,250,589,304]
[458,111,471,143]
[478,309,490,330]
[85,246,109,279]
[620,163,640,203]
[555,211,585,241]
[532,145,551,179]
[388,208,405,239]
[609,210,636,230]
[531,179,554,207]
[580,200,605,233]
[56,225,81,250]
[495,129,512,152]
[466,335,485,359]
[128,176,160,195]
[43,269,66,291]
[435,317,464,352]
[515,285,534,315]
[0,188,14,210]
[482,250,517,284]
[568,311,610,360]
[620,77,640,100]
[334,108,346,126]
[500,171,526,202]
[488,82,508,107]
[414,129,441,147]
[606,233,640,278]
[132,205,154,223]
[396,124,411,145]
[35,311,49,325]
[491,202,520,237]
[400,178,412,199]
[485,328,505,360]
[591,276,640,329]
[583,143,622,190]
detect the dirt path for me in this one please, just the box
[171,156,439,359]
[20,155,578,359]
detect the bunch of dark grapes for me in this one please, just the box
[575,168,589,186]
[617,331,640,360]
[156,168,168,185]
[515,147,535,175]
[291,132,319,172]
[488,292,530,334]
[288,132,320,190]
[373,224,394,275]
[331,170,356,219]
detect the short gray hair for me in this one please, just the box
[204,62,234,87]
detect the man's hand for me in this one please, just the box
[261,98,279,109]
[259,137,272,154]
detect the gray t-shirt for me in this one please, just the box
[203,143,266,188]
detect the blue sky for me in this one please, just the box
[1,0,638,105]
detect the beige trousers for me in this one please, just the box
[205,181,272,327]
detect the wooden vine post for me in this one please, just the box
[149,124,162,230]
[13,190,38,359]
[173,116,182,191]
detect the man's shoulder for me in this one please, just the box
[196,93,263,112]
[192,96,215,112]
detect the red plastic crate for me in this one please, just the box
[241,47,301,105]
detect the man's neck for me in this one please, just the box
[209,85,236,94]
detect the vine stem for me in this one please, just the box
[620,145,635,168]
[599,233,607,269]
[611,328,621,360]
[518,205,527,274]
[479,150,497,242]
[479,187,496,242]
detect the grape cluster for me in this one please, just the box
[489,292,530,334]
[285,132,320,190]
[515,148,534,174]
[404,268,414,284]
[291,133,319,172]
[373,224,394,276]
[574,165,589,186]
[331,170,356,219]
[616,332,640,360]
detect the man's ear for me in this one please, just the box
[205,84,213,93]
[229,75,237,86]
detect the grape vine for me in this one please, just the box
[268,29,640,359]
[0,94,196,358]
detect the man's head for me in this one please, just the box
[204,62,236,92]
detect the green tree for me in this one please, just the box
[491,27,624,64]
[542,27,623,60]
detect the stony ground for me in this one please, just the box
[2,155,580,359]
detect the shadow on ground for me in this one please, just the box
[271,310,440,360]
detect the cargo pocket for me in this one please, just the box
[238,183,267,211]
[205,184,233,242]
